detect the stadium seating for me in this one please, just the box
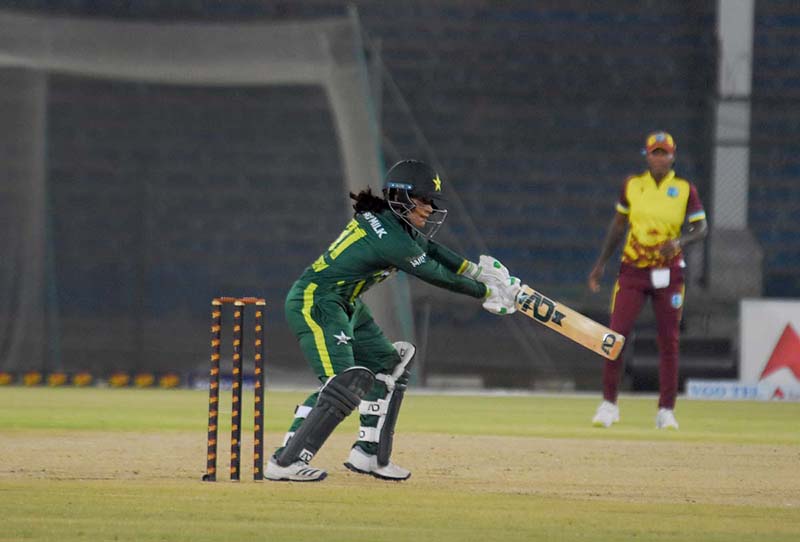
[751,1,800,295]
[6,0,794,388]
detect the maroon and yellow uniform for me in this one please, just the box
[605,168,706,410]
[617,170,706,269]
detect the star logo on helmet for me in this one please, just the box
[432,175,442,192]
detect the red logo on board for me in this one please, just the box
[759,324,800,380]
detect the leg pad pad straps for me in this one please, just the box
[377,341,416,466]
[276,366,374,467]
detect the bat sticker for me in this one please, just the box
[515,284,625,360]
[519,291,566,326]
[601,333,617,355]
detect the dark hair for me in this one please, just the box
[350,187,388,214]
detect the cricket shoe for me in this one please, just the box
[656,408,679,430]
[343,446,411,481]
[592,400,620,428]
[264,456,327,482]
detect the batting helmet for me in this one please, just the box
[383,160,447,238]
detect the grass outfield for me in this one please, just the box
[1,387,798,541]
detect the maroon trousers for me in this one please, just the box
[603,264,685,409]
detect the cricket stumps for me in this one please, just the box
[203,297,266,482]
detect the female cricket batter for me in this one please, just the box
[587,132,708,430]
[265,160,522,482]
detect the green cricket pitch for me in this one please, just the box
[1,387,798,541]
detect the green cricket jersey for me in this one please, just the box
[293,208,486,304]
[278,208,486,455]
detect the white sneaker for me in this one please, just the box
[343,447,411,481]
[656,408,679,430]
[592,400,620,428]
[264,456,327,482]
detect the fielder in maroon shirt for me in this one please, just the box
[588,132,708,430]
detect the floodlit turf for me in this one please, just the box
[1,387,799,541]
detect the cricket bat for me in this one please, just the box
[514,285,625,360]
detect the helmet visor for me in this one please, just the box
[386,186,448,239]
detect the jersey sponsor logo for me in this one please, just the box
[409,253,427,267]
[362,212,388,239]
[518,291,565,326]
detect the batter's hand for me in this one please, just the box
[588,263,604,293]
[482,276,521,315]
[477,255,511,284]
